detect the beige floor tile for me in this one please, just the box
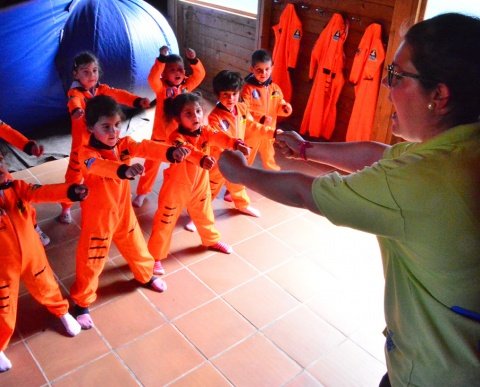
[212,333,302,387]
[284,371,326,387]
[233,232,296,272]
[189,253,258,294]
[117,324,204,386]
[169,363,232,387]
[26,328,109,381]
[53,354,140,386]
[93,291,166,348]
[143,268,215,320]
[268,216,330,254]
[308,339,386,387]
[263,305,346,367]
[0,342,47,386]
[174,299,256,358]
[223,276,299,329]
[267,257,338,302]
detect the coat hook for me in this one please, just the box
[315,8,325,14]
[300,3,309,10]
[350,16,362,22]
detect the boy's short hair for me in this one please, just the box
[251,49,272,66]
[212,70,244,95]
[164,54,184,65]
[85,95,125,127]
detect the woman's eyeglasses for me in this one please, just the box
[386,64,422,87]
[386,64,436,88]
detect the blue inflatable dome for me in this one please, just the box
[0,0,178,135]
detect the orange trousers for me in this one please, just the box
[70,205,154,308]
[0,249,68,351]
[209,164,251,208]
[148,167,220,260]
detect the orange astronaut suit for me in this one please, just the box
[63,82,145,210]
[208,102,273,208]
[0,179,80,351]
[346,23,385,141]
[271,3,302,103]
[148,125,241,261]
[135,57,206,196]
[241,74,291,170]
[70,135,178,308]
[300,13,348,139]
[0,120,33,153]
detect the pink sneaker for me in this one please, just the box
[150,277,167,292]
[238,206,261,217]
[153,260,165,275]
[223,191,233,202]
[208,241,233,254]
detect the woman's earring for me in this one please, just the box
[427,102,435,111]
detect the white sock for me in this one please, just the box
[132,194,146,208]
[76,313,94,330]
[60,313,81,336]
[0,351,12,372]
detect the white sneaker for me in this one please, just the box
[238,206,261,217]
[35,225,51,246]
[56,211,72,224]
[132,194,146,208]
[0,351,12,372]
[60,313,81,336]
[184,220,197,232]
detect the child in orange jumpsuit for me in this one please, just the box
[0,119,50,246]
[207,70,274,220]
[241,49,292,171]
[58,51,151,224]
[0,153,88,372]
[70,95,190,330]
[147,92,250,274]
[132,46,206,208]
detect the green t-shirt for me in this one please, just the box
[312,123,480,386]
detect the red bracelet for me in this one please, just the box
[298,141,312,160]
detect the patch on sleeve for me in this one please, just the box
[220,120,230,132]
[84,158,96,169]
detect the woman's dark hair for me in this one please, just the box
[164,92,202,120]
[212,70,244,95]
[405,13,480,124]
[85,95,125,127]
[73,51,101,72]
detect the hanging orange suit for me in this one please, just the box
[300,13,348,139]
[70,136,177,308]
[148,125,241,261]
[0,179,80,351]
[346,23,385,141]
[135,57,205,197]
[208,102,273,209]
[271,3,302,103]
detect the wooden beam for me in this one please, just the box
[371,0,426,142]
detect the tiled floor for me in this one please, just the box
[2,116,387,386]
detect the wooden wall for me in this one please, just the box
[174,2,257,102]
[169,0,425,143]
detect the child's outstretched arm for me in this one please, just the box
[17,181,89,203]
[0,120,44,157]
